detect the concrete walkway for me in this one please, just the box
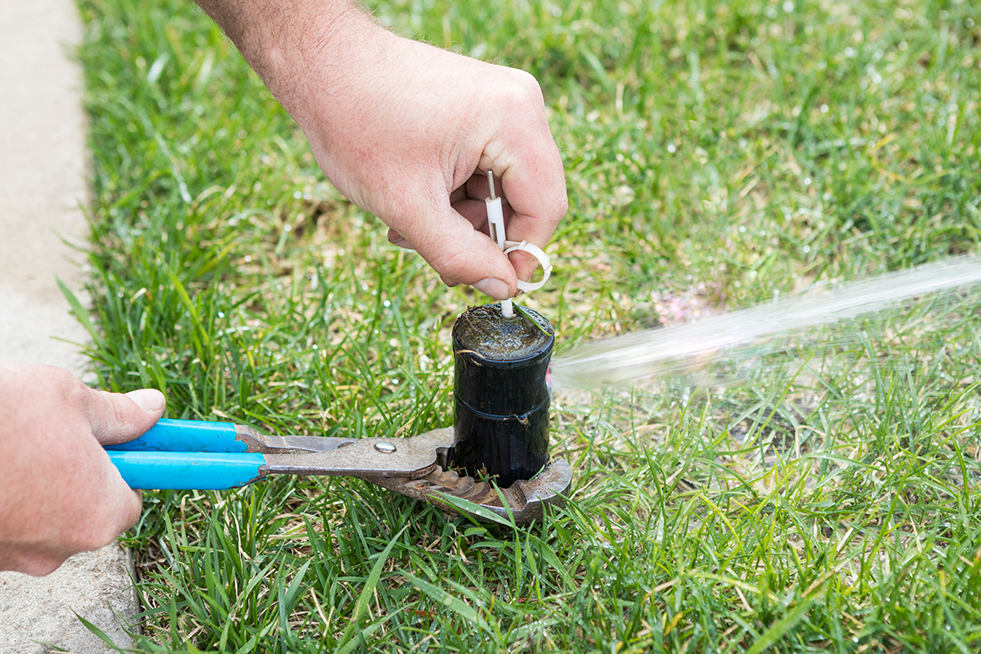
[0,0,140,651]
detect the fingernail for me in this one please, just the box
[474,278,511,300]
[126,388,166,412]
[388,235,413,250]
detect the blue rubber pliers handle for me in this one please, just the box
[104,418,453,490]
[103,419,573,524]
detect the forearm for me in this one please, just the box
[193,0,384,127]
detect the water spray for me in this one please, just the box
[550,256,981,389]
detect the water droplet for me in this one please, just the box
[667,143,676,153]
[898,41,908,51]
[383,300,391,307]
[244,255,252,263]
[738,225,747,233]
[966,18,975,28]
[293,191,302,199]
[844,47,856,58]
[782,1,794,11]
[361,283,369,291]
[218,312,225,318]
[803,245,811,253]
[283,224,291,232]
[804,177,812,185]
[820,104,829,113]
[312,344,318,350]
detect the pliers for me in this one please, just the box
[105,419,571,524]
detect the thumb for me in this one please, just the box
[87,387,167,446]
[408,205,519,300]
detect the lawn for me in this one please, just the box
[74,0,981,651]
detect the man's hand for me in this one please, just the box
[0,361,165,576]
[195,0,568,300]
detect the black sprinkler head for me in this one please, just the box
[450,303,554,487]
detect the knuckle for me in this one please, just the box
[497,70,545,114]
[109,395,131,429]
[47,366,89,406]
[68,498,126,554]
[19,555,64,577]
[549,190,570,222]
[68,526,114,554]
[44,364,79,388]
[510,69,544,99]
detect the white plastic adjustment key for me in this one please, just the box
[486,170,513,317]
[504,240,552,292]
[485,170,553,313]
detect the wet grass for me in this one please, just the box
[73,0,981,651]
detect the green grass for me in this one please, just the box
[72,0,981,651]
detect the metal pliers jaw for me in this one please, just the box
[106,419,571,525]
[357,429,573,524]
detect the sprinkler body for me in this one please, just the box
[451,304,554,487]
